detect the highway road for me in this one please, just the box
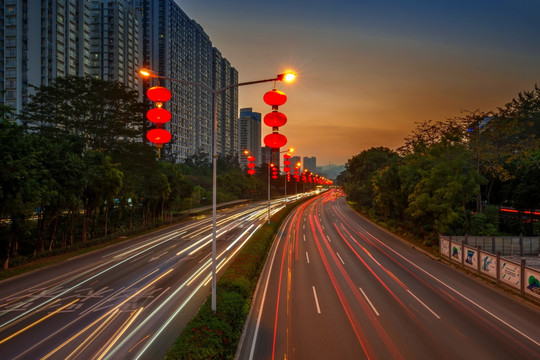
[0,199,291,360]
[238,190,540,360]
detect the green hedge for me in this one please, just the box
[165,198,310,359]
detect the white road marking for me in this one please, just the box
[306,251,310,264]
[336,252,345,265]
[407,289,440,319]
[303,234,306,242]
[326,235,331,243]
[359,287,379,316]
[312,286,321,314]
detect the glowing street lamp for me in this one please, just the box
[139,68,296,312]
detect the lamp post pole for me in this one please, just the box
[139,69,295,312]
[268,161,271,224]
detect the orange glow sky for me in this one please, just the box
[180,1,540,166]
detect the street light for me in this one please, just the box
[140,68,296,312]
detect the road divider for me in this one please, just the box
[164,195,316,360]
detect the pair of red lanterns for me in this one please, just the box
[247,155,256,175]
[263,89,288,149]
[146,86,172,156]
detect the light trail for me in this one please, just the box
[0,299,76,345]
[96,307,144,360]
[41,269,173,360]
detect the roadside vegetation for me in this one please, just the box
[0,76,302,270]
[338,86,540,246]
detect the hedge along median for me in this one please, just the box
[164,195,315,360]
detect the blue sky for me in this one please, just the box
[179,0,540,165]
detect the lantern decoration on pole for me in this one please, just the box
[293,163,299,182]
[263,88,288,153]
[146,85,172,158]
[283,153,292,182]
[271,165,279,180]
[247,155,256,176]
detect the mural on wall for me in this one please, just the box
[464,248,478,270]
[480,252,497,278]
[499,260,521,289]
[451,243,462,263]
[524,268,540,301]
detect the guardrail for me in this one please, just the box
[439,235,540,303]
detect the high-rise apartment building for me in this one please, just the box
[239,108,261,167]
[90,0,141,90]
[1,0,91,112]
[132,0,238,163]
[2,0,237,162]
[214,49,238,158]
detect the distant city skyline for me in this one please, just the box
[179,0,540,166]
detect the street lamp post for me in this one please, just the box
[140,69,295,312]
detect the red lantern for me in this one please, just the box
[272,176,278,179]
[247,163,256,169]
[146,128,171,144]
[248,169,256,175]
[147,86,171,102]
[264,111,287,128]
[146,107,171,124]
[247,155,255,162]
[263,89,287,107]
[283,160,291,166]
[283,154,291,159]
[283,166,291,173]
[264,133,287,149]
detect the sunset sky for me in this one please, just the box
[180,0,540,166]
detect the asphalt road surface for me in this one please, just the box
[238,190,540,360]
[0,199,293,360]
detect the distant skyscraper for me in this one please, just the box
[133,0,239,162]
[239,108,261,167]
[303,156,317,172]
[290,156,301,169]
[261,146,271,165]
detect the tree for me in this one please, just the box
[372,162,408,221]
[343,147,399,208]
[0,121,45,268]
[405,141,483,239]
[22,76,144,152]
[81,151,123,242]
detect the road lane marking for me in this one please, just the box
[338,206,540,348]
[336,252,345,265]
[359,287,379,316]
[0,299,76,345]
[326,235,331,243]
[407,289,440,319]
[306,252,310,264]
[303,234,306,242]
[312,286,321,314]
